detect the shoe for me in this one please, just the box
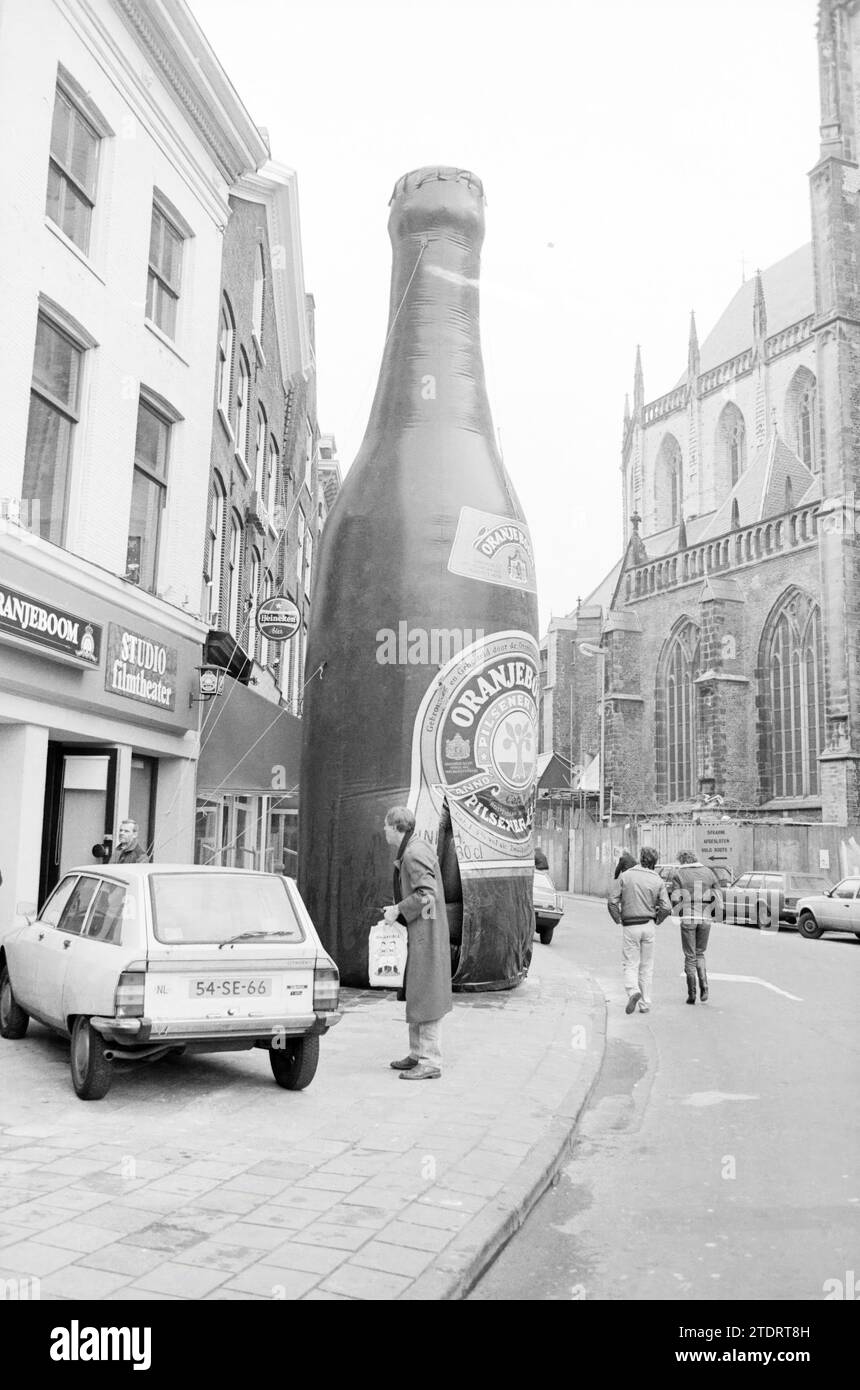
[625,991,641,1014]
[390,1056,418,1070]
[697,966,709,1001]
[686,977,697,1005]
[638,1001,651,1013]
[395,988,406,1002]
[400,1064,441,1080]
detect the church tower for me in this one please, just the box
[812,0,860,821]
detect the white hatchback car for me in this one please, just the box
[0,865,341,1100]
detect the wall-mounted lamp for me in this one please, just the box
[189,664,227,707]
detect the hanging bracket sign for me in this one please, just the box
[256,596,301,643]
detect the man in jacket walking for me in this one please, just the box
[381,805,452,1080]
[668,850,721,1004]
[608,846,671,1014]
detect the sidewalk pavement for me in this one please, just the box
[0,934,605,1301]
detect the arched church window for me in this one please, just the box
[785,368,818,473]
[658,619,700,803]
[654,434,682,532]
[715,402,747,496]
[760,589,824,799]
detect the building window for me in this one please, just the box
[252,244,265,342]
[716,403,747,492]
[259,570,274,669]
[267,436,279,519]
[786,368,817,473]
[761,589,824,799]
[146,201,184,339]
[204,474,226,622]
[126,396,171,592]
[248,549,261,662]
[22,313,84,546]
[654,434,682,532]
[658,620,700,803]
[236,351,251,464]
[304,530,313,598]
[46,82,100,253]
[227,512,243,638]
[217,297,234,419]
[254,405,267,500]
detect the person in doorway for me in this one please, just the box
[668,850,721,1004]
[534,845,549,871]
[607,846,671,1014]
[115,820,149,864]
[381,805,452,1080]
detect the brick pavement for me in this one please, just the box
[0,932,604,1301]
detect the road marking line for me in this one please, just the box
[707,973,803,1001]
[682,1092,759,1107]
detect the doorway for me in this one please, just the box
[39,744,117,905]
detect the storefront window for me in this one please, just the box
[195,799,222,865]
[268,803,298,878]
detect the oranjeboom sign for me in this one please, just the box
[410,630,539,866]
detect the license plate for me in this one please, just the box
[189,978,272,998]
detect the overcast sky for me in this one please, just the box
[191,0,820,631]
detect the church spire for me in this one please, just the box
[687,310,700,381]
[753,269,767,345]
[623,392,631,424]
[633,345,644,414]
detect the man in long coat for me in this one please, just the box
[381,805,452,1080]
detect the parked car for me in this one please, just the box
[721,870,834,929]
[533,870,564,945]
[0,865,342,1100]
[795,876,860,939]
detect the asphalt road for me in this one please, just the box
[470,895,860,1301]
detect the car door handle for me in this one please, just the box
[38,932,45,941]
[63,938,72,950]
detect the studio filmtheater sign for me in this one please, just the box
[0,584,101,665]
[105,624,177,712]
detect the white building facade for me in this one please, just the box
[0,0,266,922]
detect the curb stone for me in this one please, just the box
[400,969,607,1300]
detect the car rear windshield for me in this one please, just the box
[149,874,305,946]
[789,875,832,893]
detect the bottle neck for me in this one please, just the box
[363,226,496,441]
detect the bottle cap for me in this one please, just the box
[389,167,485,204]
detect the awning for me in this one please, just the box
[196,678,301,798]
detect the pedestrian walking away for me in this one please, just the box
[667,850,722,1004]
[534,845,549,871]
[607,846,671,1014]
[114,820,149,864]
[381,805,452,1080]
[613,849,636,879]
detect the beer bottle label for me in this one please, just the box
[447,507,538,594]
[409,629,538,871]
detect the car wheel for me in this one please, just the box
[70,1017,113,1100]
[538,926,555,945]
[797,912,823,941]
[269,1034,320,1090]
[0,966,29,1040]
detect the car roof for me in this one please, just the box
[64,864,284,879]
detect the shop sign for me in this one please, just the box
[256,596,301,642]
[0,583,101,665]
[105,624,177,711]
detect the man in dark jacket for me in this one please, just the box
[608,846,671,1014]
[668,850,721,1004]
[381,805,452,1080]
[534,846,549,871]
[115,820,149,864]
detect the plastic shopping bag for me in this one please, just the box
[368,919,408,988]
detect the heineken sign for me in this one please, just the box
[0,584,101,665]
[256,595,301,642]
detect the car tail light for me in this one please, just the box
[313,957,339,1012]
[115,969,146,1018]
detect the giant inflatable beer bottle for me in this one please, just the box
[299,167,539,989]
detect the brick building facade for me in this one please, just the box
[541,0,860,826]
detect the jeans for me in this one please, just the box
[680,921,711,982]
[622,922,655,1002]
[408,1019,442,1069]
